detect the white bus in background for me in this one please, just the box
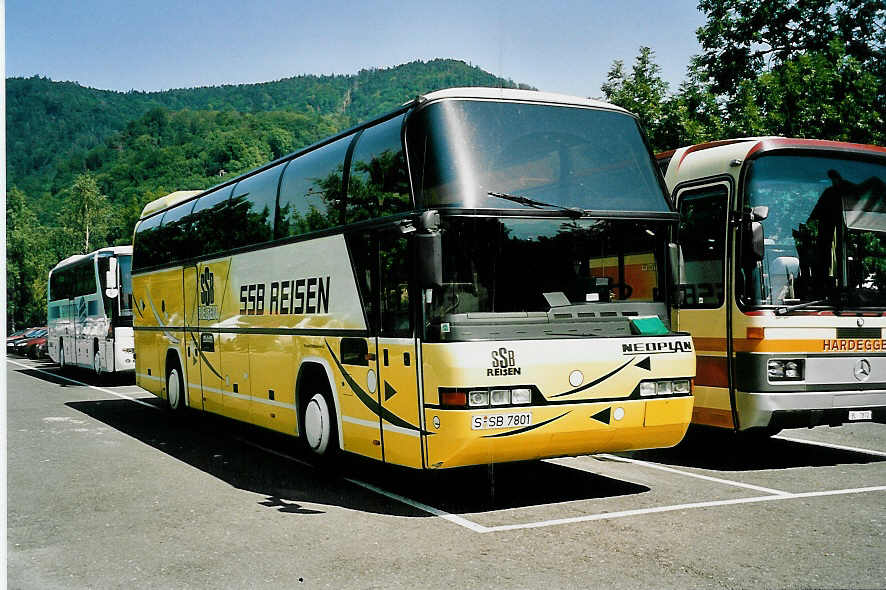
[47,246,135,375]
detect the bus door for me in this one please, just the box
[376,233,423,468]
[674,181,734,428]
[182,265,203,409]
[193,262,225,414]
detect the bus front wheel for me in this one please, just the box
[303,392,337,457]
[166,364,185,413]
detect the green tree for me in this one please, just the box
[696,0,885,142]
[601,47,671,150]
[7,188,52,329]
[58,173,112,254]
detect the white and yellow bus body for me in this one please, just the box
[133,88,695,469]
[659,138,886,432]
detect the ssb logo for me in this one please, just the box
[488,347,521,376]
[200,267,215,306]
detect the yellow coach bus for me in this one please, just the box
[132,88,695,469]
[658,138,886,435]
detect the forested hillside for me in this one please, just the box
[7,58,528,201]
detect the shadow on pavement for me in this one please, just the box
[12,359,136,387]
[628,427,885,471]
[66,398,649,517]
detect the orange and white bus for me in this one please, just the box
[659,138,886,435]
[131,88,695,469]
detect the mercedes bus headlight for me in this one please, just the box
[490,389,510,406]
[468,390,489,407]
[768,359,804,381]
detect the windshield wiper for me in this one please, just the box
[775,299,829,316]
[487,191,583,219]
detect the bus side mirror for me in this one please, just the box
[746,221,766,261]
[105,257,119,299]
[417,210,443,289]
[668,242,685,287]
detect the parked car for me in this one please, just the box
[26,335,49,359]
[11,328,47,356]
[7,328,40,354]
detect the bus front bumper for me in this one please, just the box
[423,395,693,469]
[736,389,886,430]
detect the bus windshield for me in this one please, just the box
[117,255,134,317]
[408,100,670,213]
[426,216,668,340]
[743,154,886,309]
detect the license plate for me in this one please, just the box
[471,412,532,430]
[848,410,872,421]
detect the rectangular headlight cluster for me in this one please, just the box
[440,387,532,409]
[639,379,692,397]
[768,359,804,381]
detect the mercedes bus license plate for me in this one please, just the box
[471,412,532,430]
[848,410,872,421]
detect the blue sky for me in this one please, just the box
[7,0,706,98]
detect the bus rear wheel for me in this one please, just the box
[303,392,337,457]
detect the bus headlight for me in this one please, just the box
[490,389,510,406]
[672,379,691,394]
[511,388,531,405]
[640,382,657,396]
[469,390,489,407]
[768,359,804,381]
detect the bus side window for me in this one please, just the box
[347,115,412,223]
[190,186,234,260]
[677,185,728,308]
[228,164,284,249]
[277,135,352,238]
[132,214,163,272]
[158,201,196,263]
[379,234,412,338]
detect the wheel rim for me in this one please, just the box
[94,351,102,375]
[168,368,181,409]
[304,394,330,454]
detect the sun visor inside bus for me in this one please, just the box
[629,316,669,335]
[838,174,886,232]
[842,186,886,232]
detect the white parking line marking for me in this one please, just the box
[236,438,488,532]
[597,454,792,496]
[484,485,886,533]
[8,359,161,411]
[774,435,886,458]
[345,478,490,533]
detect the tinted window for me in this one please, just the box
[228,164,284,248]
[159,200,196,262]
[133,214,163,271]
[117,255,133,315]
[277,135,352,238]
[191,186,234,259]
[678,185,728,308]
[407,100,669,212]
[74,261,96,297]
[347,116,412,223]
[49,268,71,300]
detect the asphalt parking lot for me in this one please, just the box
[7,356,886,589]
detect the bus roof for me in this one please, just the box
[51,245,133,273]
[139,190,203,220]
[416,87,630,114]
[658,137,886,189]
